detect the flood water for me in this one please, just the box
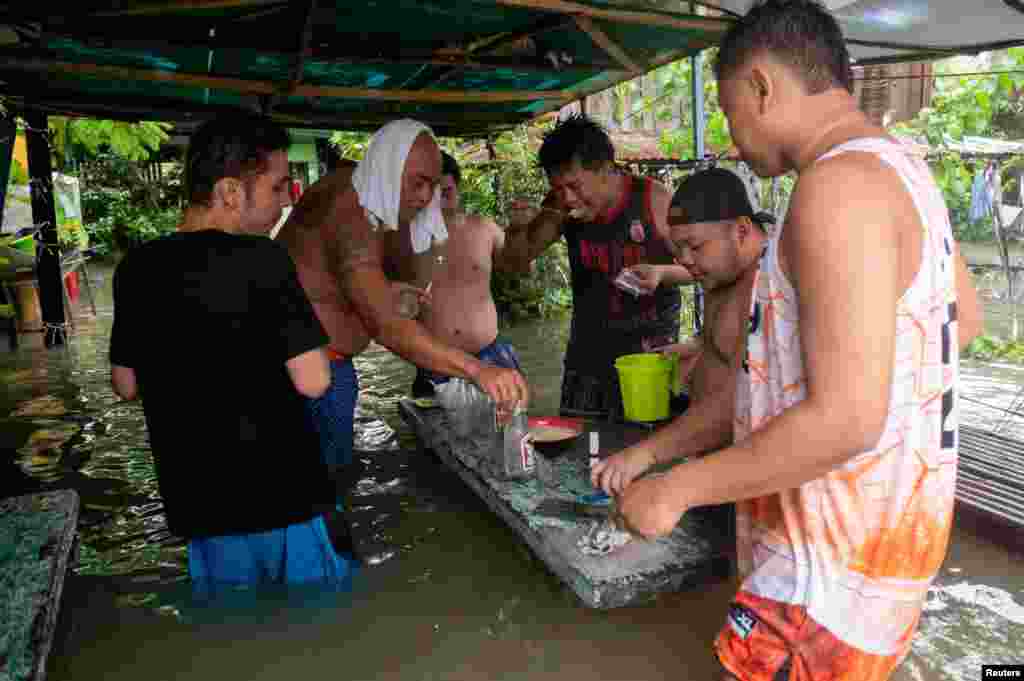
[2,264,1022,681]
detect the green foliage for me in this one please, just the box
[963,333,1024,364]
[56,118,172,163]
[655,50,733,159]
[891,51,1024,235]
[79,152,183,212]
[328,130,372,161]
[83,191,180,256]
[955,214,994,242]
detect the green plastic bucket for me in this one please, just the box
[614,353,676,422]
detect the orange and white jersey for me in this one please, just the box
[730,137,959,664]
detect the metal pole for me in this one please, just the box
[691,52,705,160]
[25,109,66,347]
[690,3,706,335]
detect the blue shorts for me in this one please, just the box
[412,339,522,397]
[188,515,357,595]
[306,359,358,471]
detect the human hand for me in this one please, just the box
[613,473,687,540]
[591,446,656,496]
[506,198,540,229]
[650,341,702,383]
[627,264,664,294]
[471,365,529,422]
[392,281,432,319]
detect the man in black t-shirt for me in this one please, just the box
[109,114,355,591]
[501,114,694,420]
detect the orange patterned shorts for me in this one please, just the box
[714,591,906,681]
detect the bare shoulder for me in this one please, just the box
[783,146,912,289]
[786,151,910,248]
[792,150,909,216]
[463,212,505,247]
[319,171,382,271]
[463,212,500,230]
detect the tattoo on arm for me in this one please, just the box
[335,222,380,275]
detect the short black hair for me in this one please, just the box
[714,0,853,95]
[185,113,291,205]
[538,113,615,177]
[441,151,461,185]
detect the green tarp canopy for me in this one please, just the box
[0,0,730,136]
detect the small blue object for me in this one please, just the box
[580,491,611,505]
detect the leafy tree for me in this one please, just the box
[891,50,1024,235]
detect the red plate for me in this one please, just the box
[527,416,584,442]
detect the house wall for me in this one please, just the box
[852,61,934,127]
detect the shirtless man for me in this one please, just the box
[410,152,522,397]
[593,167,771,493]
[277,121,528,477]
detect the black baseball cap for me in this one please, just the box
[669,167,775,227]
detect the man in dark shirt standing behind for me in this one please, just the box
[109,114,355,592]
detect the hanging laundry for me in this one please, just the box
[969,164,995,223]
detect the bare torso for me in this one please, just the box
[276,167,374,357]
[689,270,756,401]
[416,213,503,355]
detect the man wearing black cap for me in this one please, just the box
[593,167,772,493]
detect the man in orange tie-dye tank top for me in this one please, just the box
[612,2,983,681]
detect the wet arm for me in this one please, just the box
[663,159,899,509]
[658,265,695,286]
[649,181,693,286]
[328,218,486,382]
[632,347,736,468]
[286,349,330,398]
[952,241,983,350]
[497,192,566,273]
[111,365,139,401]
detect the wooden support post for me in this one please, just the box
[25,110,66,347]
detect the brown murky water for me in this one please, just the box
[1,265,1021,681]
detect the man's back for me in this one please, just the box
[110,231,334,539]
[277,167,375,357]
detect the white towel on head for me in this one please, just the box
[351,118,448,254]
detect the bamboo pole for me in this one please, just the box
[493,0,731,34]
[574,16,642,75]
[0,58,572,103]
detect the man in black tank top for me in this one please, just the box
[502,114,694,420]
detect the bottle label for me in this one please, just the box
[520,435,535,472]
